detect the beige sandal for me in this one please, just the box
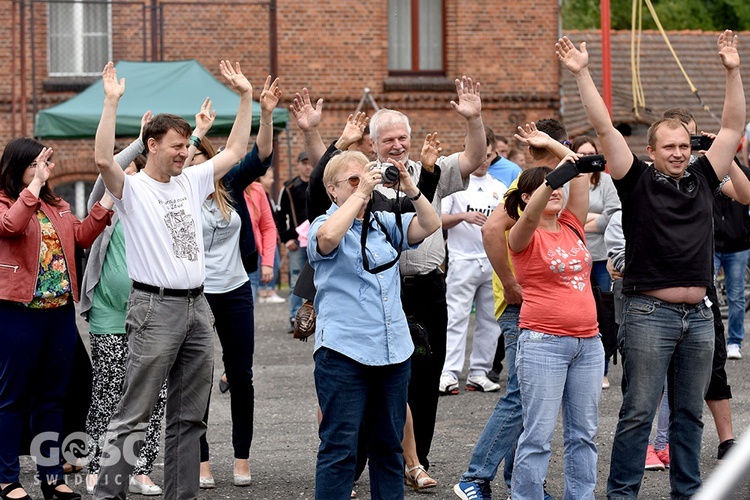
[404,464,437,490]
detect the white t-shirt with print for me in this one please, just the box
[112,161,215,289]
[442,173,507,260]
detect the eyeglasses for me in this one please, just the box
[335,175,360,187]
[194,151,206,158]
[27,160,51,169]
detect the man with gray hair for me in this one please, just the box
[370,76,486,471]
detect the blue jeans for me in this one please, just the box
[714,250,749,347]
[461,305,521,493]
[314,348,409,500]
[592,260,612,292]
[512,330,603,500]
[288,244,308,322]
[653,377,670,450]
[607,295,714,499]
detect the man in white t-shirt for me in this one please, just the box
[92,61,254,500]
[440,134,507,395]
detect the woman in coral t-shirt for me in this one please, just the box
[504,162,603,500]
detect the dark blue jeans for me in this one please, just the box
[314,348,409,500]
[0,302,77,483]
[607,295,714,499]
[202,280,255,461]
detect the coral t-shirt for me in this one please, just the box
[510,209,599,337]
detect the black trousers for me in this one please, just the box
[400,270,447,470]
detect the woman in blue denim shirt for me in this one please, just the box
[307,150,440,499]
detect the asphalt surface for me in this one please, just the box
[15,291,750,499]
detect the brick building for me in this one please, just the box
[1,0,562,217]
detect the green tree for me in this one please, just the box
[562,0,750,31]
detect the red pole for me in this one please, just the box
[601,0,613,116]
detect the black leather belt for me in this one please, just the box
[133,281,204,297]
[401,268,443,284]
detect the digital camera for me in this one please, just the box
[690,135,714,151]
[371,161,400,184]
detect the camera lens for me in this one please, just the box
[383,165,400,183]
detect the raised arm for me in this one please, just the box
[290,88,327,165]
[94,62,126,199]
[565,170,590,226]
[335,112,369,152]
[212,61,254,181]
[451,76,486,177]
[257,75,281,162]
[704,30,745,179]
[557,37,633,179]
[514,122,574,160]
[482,207,522,304]
[721,161,750,205]
[399,160,441,244]
[184,98,216,167]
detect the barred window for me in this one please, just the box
[49,0,111,76]
[388,0,444,74]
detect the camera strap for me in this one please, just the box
[360,199,403,274]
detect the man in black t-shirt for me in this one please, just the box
[559,31,745,499]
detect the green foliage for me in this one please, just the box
[562,0,750,31]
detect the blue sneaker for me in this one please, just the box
[453,481,489,500]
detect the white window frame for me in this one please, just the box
[48,0,112,77]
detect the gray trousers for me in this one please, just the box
[94,289,214,500]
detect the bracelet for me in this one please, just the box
[409,190,422,201]
[189,135,202,148]
[260,120,273,127]
[354,192,369,201]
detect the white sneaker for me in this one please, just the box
[439,373,459,395]
[727,344,742,359]
[264,293,286,304]
[466,375,501,393]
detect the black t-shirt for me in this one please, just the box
[614,154,720,293]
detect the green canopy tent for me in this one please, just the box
[35,60,289,138]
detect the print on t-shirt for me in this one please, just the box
[546,238,590,291]
[163,206,199,262]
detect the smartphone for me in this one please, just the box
[690,135,714,151]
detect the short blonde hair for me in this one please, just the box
[323,151,369,202]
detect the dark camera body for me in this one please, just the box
[372,162,400,183]
[690,135,714,151]
[575,154,606,173]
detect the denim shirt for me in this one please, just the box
[308,204,418,366]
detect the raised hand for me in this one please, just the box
[514,122,552,150]
[340,112,369,146]
[32,147,54,186]
[220,60,252,95]
[259,76,282,114]
[139,110,153,140]
[358,161,383,198]
[101,62,125,100]
[556,37,589,74]
[450,76,481,120]
[718,29,740,70]
[195,97,217,135]
[289,88,323,131]
[420,132,442,172]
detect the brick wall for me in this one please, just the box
[0,0,561,283]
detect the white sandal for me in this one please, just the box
[404,464,437,490]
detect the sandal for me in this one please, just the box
[404,464,437,491]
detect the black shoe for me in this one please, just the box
[39,479,80,500]
[718,438,735,460]
[0,482,31,500]
[287,319,295,334]
[486,365,503,384]
[219,372,230,393]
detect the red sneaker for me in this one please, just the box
[645,445,665,471]
[655,445,670,468]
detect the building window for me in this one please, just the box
[49,0,111,76]
[388,0,444,74]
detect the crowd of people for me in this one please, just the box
[1,29,750,500]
